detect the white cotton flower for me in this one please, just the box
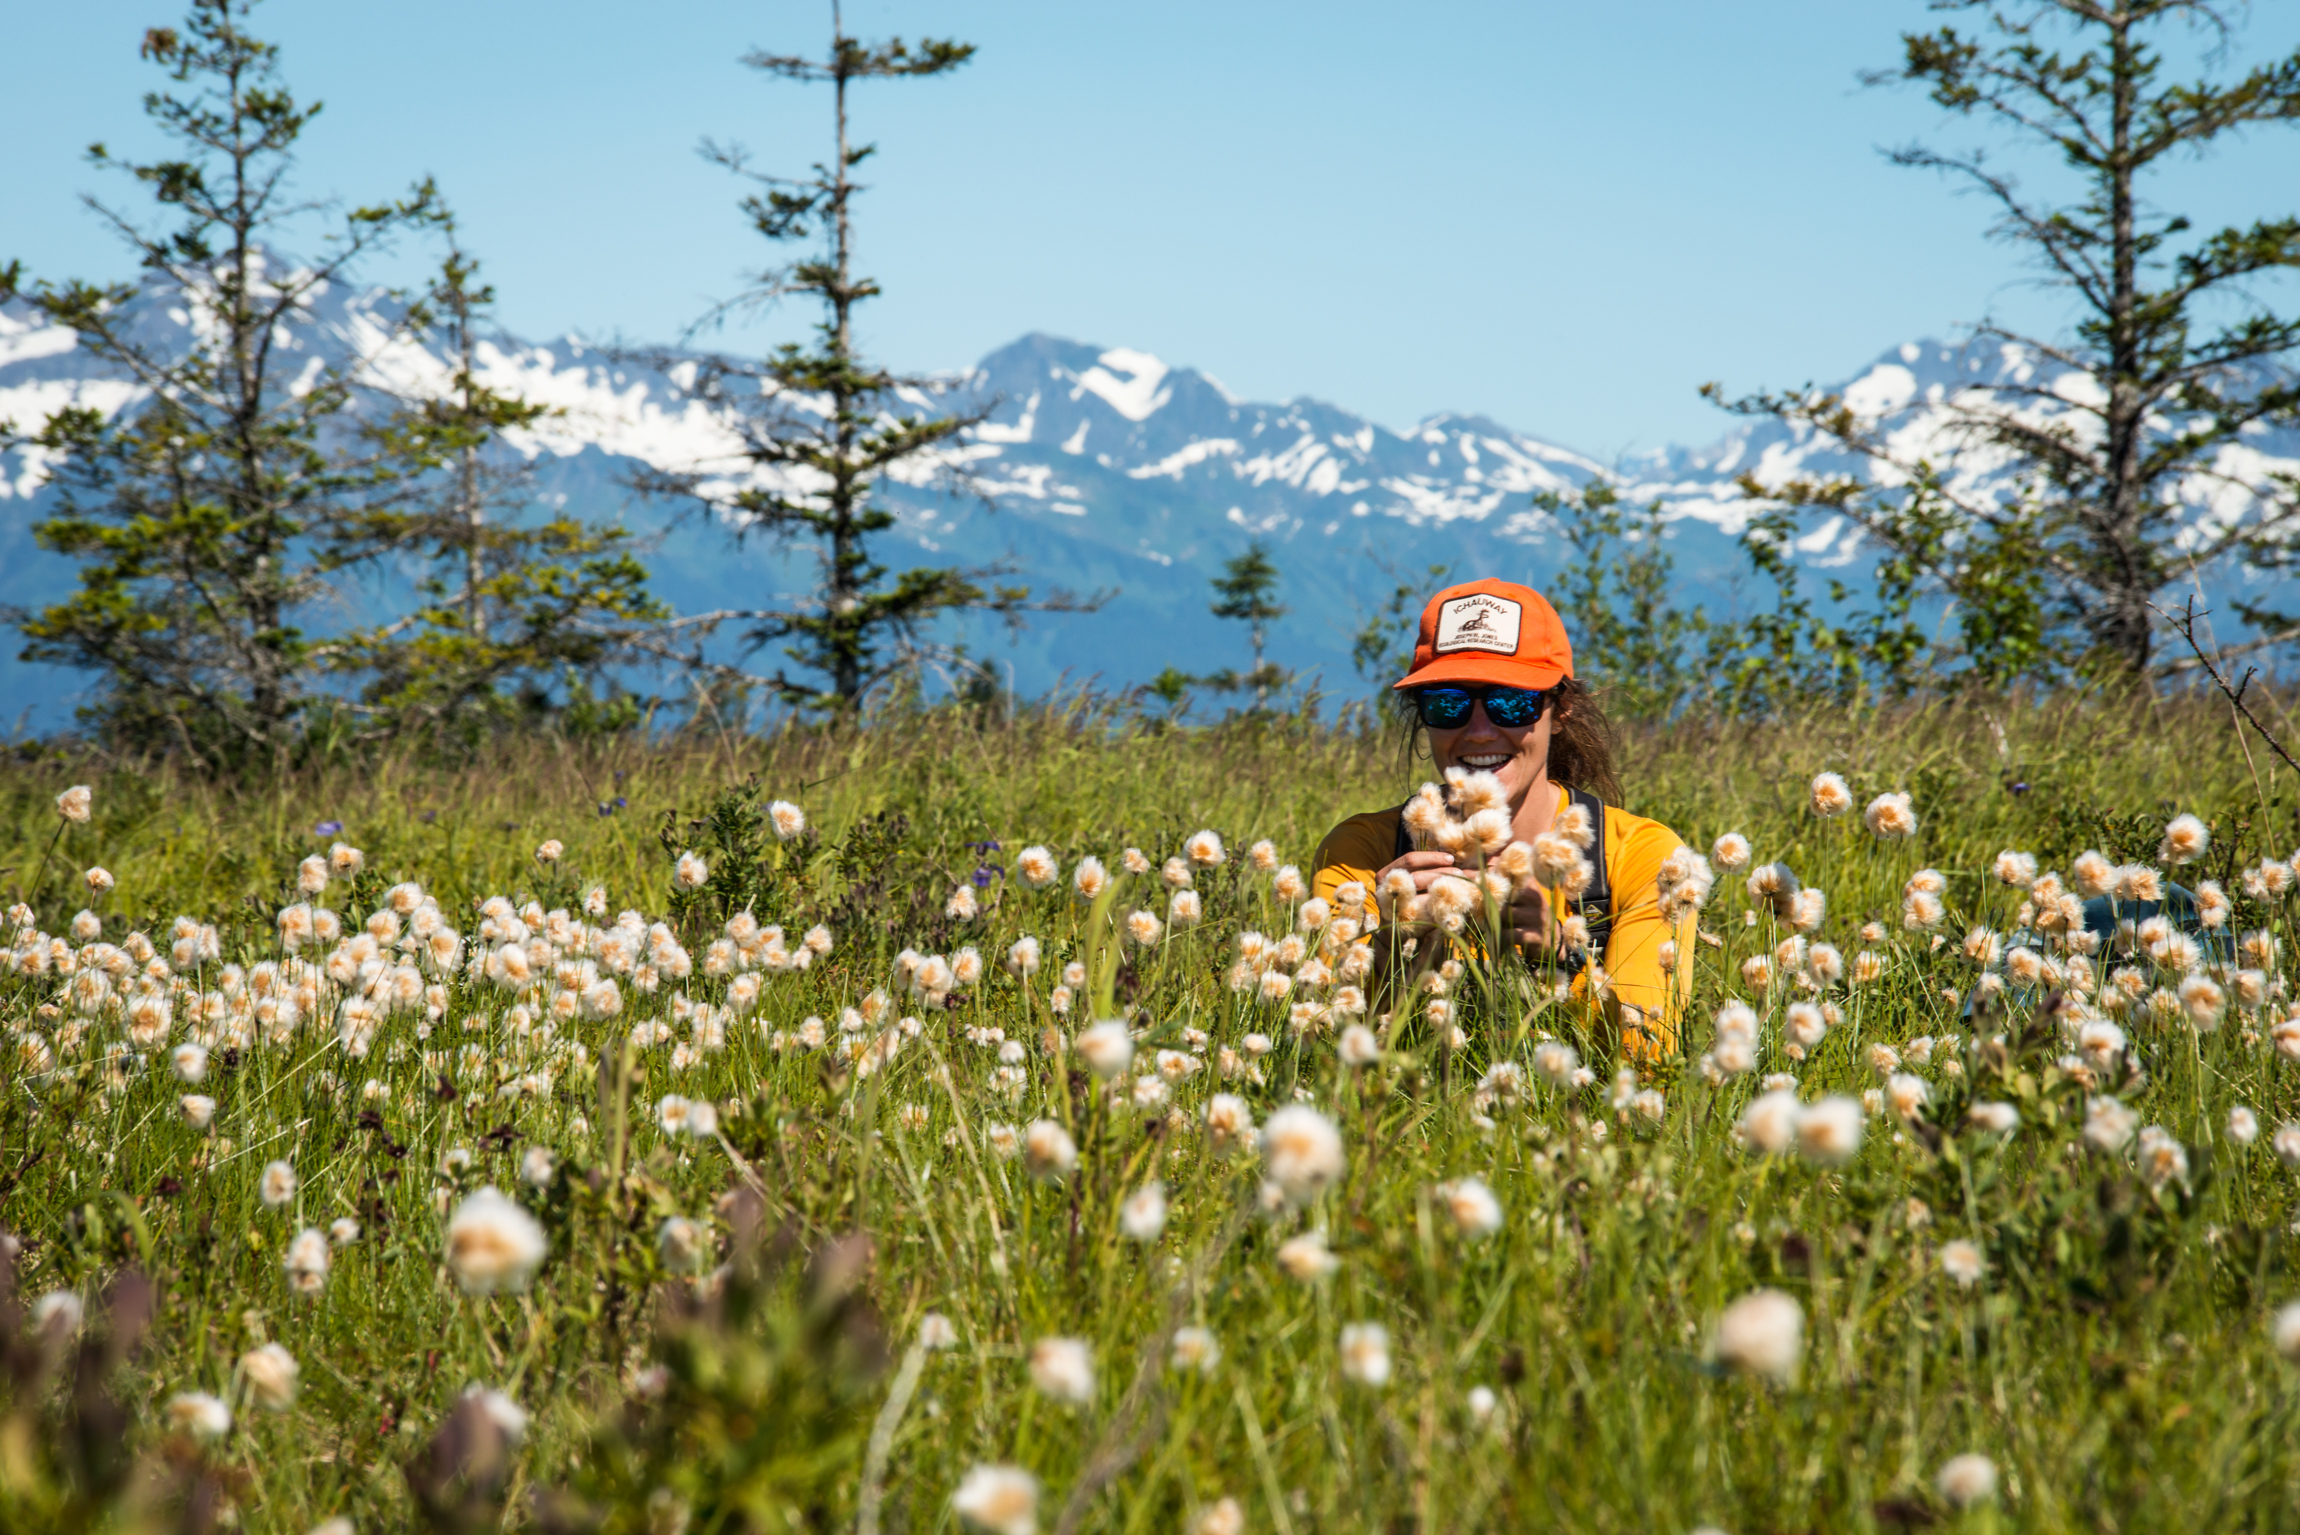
[919,1313,960,1350]
[1713,1289,1802,1384]
[1436,1175,1503,1239]
[462,1384,528,1443]
[1170,1326,1221,1375]
[1795,1097,1864,1167]
[1864,791,1917,839]
[1339,1322,1390,1387]
[1938,1239,1985,1289]
[259,1160,298,1209]
[1076,1019,1133,1079]
[238,1342,300,1410]
[1338,1024,1381,1067]
[55,784,93,824]
[1260,1105,1347,1206]
[1023,1120,1077,1182]
[952,1465,1039,1535]
[2272,1302,2300,1364]
[519,1146,558,1187]
[1809,772,1852,817]
[181,1094,217,1130]
[1073,857,1109,900]
[1740,1090,1802,1156]
[2231,1106,2260,1146]
[1710,832,1752,873]
[443,1187,548,1295]
[2159,813,2208,866]
[1277,1230,1339,1282]
[1993,850,2037,888]
[1119,1182,1168,1243]
[164,1391,232,1441]
[1028,1337,1094,1404]
[282,1228,330,1296]
[1968,1101,2019,1135]
[2085,1097,2139,1155]
[1935,1453,1998,1509]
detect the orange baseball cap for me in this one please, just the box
[1392,578,1574,691]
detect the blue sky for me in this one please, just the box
[3,0,2294,456]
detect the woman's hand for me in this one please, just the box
[1375,851,1555,956]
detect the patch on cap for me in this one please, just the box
[1432,593,1522,656]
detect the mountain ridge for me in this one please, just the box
[3,274,2296,730]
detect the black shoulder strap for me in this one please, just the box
[1393,804,1413,862]
[1572,787,1611,918]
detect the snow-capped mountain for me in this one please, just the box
[3,275,2295,732]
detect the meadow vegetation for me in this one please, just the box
[3,691,2300,1533]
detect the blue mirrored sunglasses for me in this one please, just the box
[1411,684,1547,729]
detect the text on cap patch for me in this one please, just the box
[1433,594,1522,656]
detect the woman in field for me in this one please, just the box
[1311,578,1695,1058]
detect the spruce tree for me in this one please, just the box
[642,9,1096,711]
[1207,540,1287,703]
[0,2,438,763]
[1713,0,2300,677]
[324,227,668,743]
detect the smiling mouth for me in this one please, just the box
[1458,753,1512,769]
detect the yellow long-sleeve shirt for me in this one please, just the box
[1311,784,1696,1057]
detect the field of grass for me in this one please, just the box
[5,690,2300,1534]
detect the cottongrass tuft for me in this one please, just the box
[1195,1496,1244,1535]
[952,1464,1039,1535]
[919,1312,960,1350]
[1713,1288,1803,1384]
[443,1187,548,1296]
[1795,1097,1864,1167]
[1276,1231,1338,1281]
[1076,1019,1133,1079]
[165,1390,231,1441]
[1028,1337,1094,1404]
[238,1342,299,1410]
[1938,1239,1986,1288]
[1935,1453,1999,1508]
[1339,1322,1391,1386]
[2160,812,2209,865]
[259,1160,298,1209]
[1436,1175,1503,1239]
[1171,1325,1221,1375]
[1023,1120,1077,1182]
[55,785,93,823]
[1260,1104,1347,1206]
[1809,772,1853,817]
[283,1227,330,1296]
[1864,791,1917,839]
[1119,1182,1168,1243]
[1740,1090,1802,1155]
[2271,1302,2300,1364]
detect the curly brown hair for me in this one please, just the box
[1389,676,1622,806]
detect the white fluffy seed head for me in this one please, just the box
[444,1187,548,1296]
[1260,1104,1346,1206]
[1935,1454,1999,1509]
[1713,1289,1803,1384]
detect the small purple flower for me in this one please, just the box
[313,820,344,836]
[972,866,998,889]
